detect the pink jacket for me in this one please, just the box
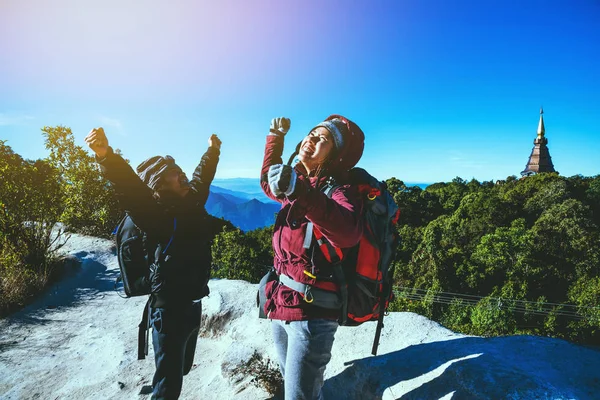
[260,128,364,321]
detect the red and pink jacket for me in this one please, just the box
[260,117,365,321]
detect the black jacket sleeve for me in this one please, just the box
[97,147,170,238]
[189,146,220,207]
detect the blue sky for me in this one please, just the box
[1,0,599,183]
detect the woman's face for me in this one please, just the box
[298,127,334,171]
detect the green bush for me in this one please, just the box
[470,296,517,336]
[389,173,600,344]
[567,276,600,342]
[0,240,38,314]
[440,298,473,332]
[0,140,67,315]
[42,126,121,237]
[211,225,274,283]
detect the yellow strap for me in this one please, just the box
[303,270,317,279]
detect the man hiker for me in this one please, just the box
[85,127,221,400]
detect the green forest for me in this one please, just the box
[1,126,599,344]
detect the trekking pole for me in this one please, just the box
[145,299,151,356]
[332,263,348,326]
[371,288,388,356]
[372,218,399,355]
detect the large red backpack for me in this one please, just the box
[309,168,400,354]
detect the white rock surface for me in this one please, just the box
[0,233,599,399]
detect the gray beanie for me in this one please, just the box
[312,118,348,150]
[136,155,180,191]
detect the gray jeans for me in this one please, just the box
[272,319,338,400]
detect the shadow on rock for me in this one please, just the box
[323,336,600,400]
[2,255,119,327]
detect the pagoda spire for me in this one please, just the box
[537,107,545,139]
[521,108,557,177]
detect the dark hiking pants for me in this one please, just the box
[151,301,202,400]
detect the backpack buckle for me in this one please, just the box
[367,188,380,201]
[304,286,315,303]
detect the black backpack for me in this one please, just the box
[114,214,153,297]
[113,213,176,360]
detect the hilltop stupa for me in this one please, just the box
[521,108,557,176]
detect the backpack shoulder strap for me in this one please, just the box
[323,183,339,198]
[302,178,340,249]
[303,221,314,250]
[322,175,341,198]
[162,217,177,254]
[114,213,129,247]
[150,217,177,264]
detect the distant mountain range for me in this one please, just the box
[207,178,430,231]
[211,178,275,204]
[212,177,430,193]
[207,182,279,231]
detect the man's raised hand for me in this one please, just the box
[209,134,222,150]
[85,127,109,158]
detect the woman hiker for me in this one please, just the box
[260,115,366,399]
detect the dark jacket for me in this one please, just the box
[98,146,220,307]
[260,133,364,321]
